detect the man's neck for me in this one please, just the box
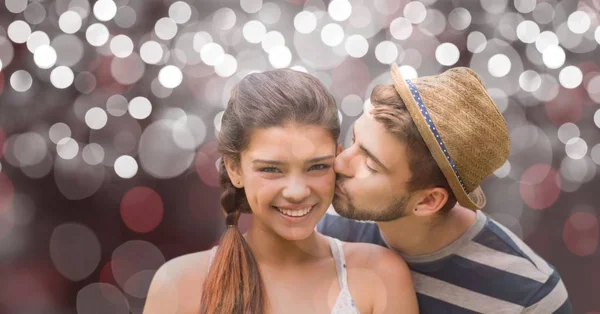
[377,205,478,257]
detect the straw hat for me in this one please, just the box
[390,63,510,210]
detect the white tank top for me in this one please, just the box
[207,237,360,313]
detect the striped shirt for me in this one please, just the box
[317,210,572,314]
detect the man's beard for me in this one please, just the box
[332,182,412,222]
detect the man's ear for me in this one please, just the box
[413,187,449,217]
[336,143,343,156]
[223,156,244,188]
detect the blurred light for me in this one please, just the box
[82,143,105,166]
[57,138,79,160]
[587,75,600,103]
[5,0,27,13]
[532,74,560,102]
[114,155,138,179]
[329,0,352,22]
[107,94,128,117]
[26,31,50,53]
[140,41,163,64]
[13,132,47,166]
[404,1,427,24]
[151,78,173,98]
[467,31,487,53]
[481,0,507,14]
[121,186,164,233]
[86,23,110,47]
[49,123,72,144]
[50,223,101,281]
[390,17,413,40]
[375,41,398,64]
[341,94,363,117]
[448,7,471,30]
[596,26,600,45]
[517,20,540,44]
[563,212,599,257]
[169,1,192,24]
[520,163,561,210]
[261,31,285,53]
[193,31,213,53]
[488,54,511,77]
[535,31,558,53]
[532,2,554,24]
[294,11,317,34]
[519,70,541,92]
[213,8,237,30]
[494,160,511,178]
[7,20,31,44]
[559,66,583,89]
[259,2,281,25]
[155,17,178,41]
[321,23,344,47]
[591,143,600,165]
[23,2,46,25]
[33,45,57,69]
[114,6,137,28]
[373,0,402,15]
[93,0,117,22]
[291,65,308,73]
[557,123,580,144]
[568,11,591,35]
[241,0,263,14]
[52,34,85,67]
[560,157,595,184]
[10,70,32,92]
[243,20,267,44]
[488,88,508,113]
[436,43,459,66]
[50,66,74,89]
[158,65,183,88]
[399,65,418,79]
[421,9,446,36]
[110,34,134,58]
[214,54,238,77]
[59,11,82,34]
[514,0,536,14]
[348,4,371,29]
[139,120,195,179]
[69,0,91,19]
[76,283,130,314]
[565,137,587,160]
[344,35,369,58]
[269,45,292,68]
[542,46,565,69]
[111,53,145,85]
[214,111,224,133]
[85,108,108,130]
[200,42,225,66]
[595,109,600,128]
[128,97,152,120]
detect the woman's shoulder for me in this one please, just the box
[142,248,216,314]
[339,241,419,313]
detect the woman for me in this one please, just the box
[144,69,418,314]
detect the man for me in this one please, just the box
[318,64,571,313]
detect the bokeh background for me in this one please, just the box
[0,0,599,312]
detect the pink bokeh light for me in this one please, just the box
[120,186,164,233]
[520,163,561,210]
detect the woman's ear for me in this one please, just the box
[223,156,244,188]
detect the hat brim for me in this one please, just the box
[390,63,486,210]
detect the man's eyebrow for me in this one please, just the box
[353,123,389,172]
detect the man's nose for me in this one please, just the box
[334,148,355,178]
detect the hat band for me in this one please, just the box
[405,79,467,192]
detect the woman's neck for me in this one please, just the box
[243,223,330,267]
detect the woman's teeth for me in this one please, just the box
[275,206,313,217]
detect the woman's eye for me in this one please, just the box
[309,164,331,171]
[260,167,281,173]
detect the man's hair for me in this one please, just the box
[369,85,457,213]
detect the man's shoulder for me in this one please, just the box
[413,216,571,313]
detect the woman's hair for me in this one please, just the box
[200,69,340,314]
